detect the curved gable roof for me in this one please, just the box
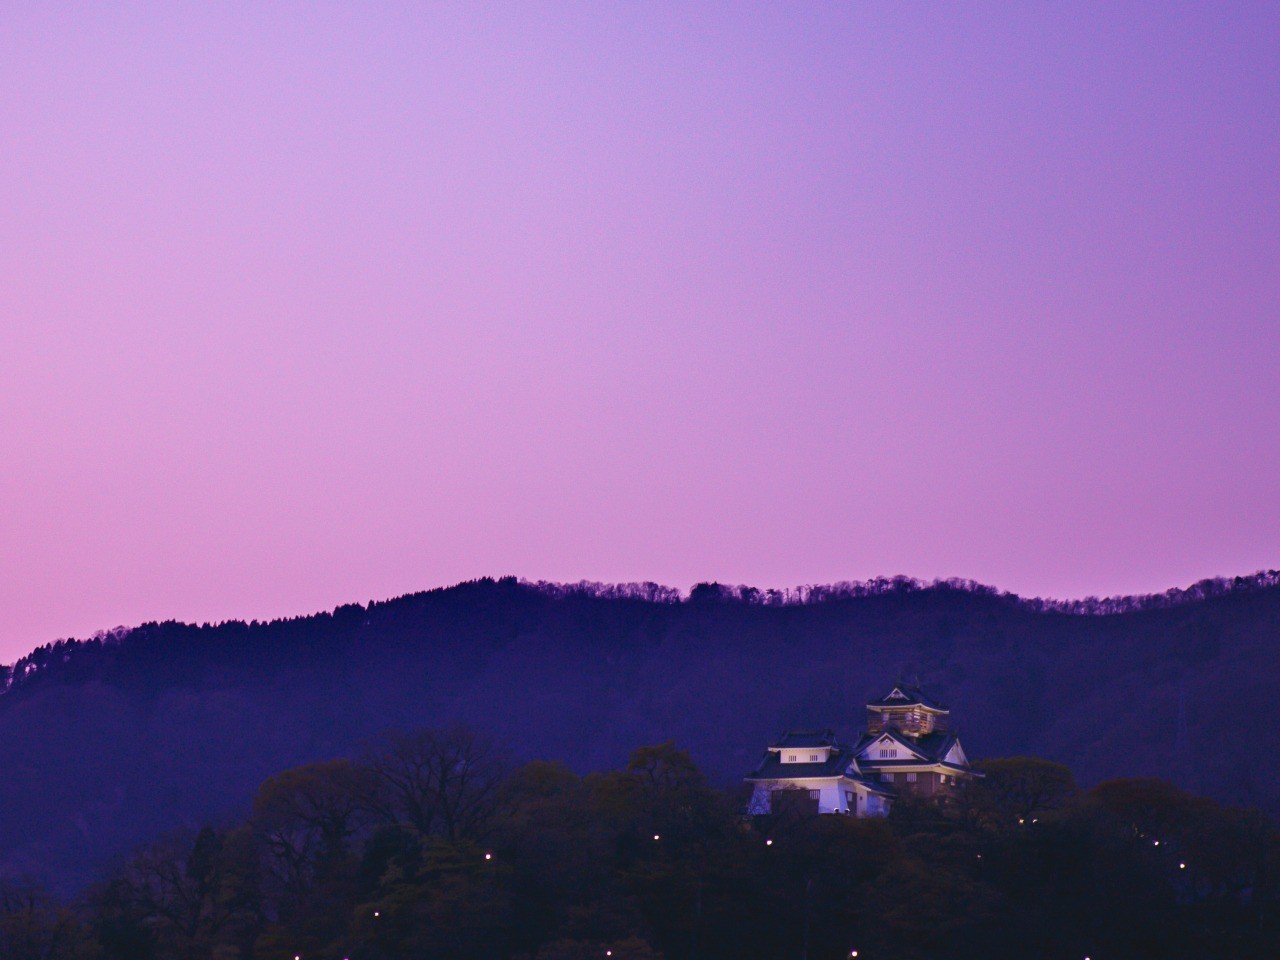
[854,729,966,766]
[855,727,929,760]
[867,684,948,711]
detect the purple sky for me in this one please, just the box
[3,2,1278,662]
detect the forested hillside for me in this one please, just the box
[3,572,1279,891]
[11,741,1279,959]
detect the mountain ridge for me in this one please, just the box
[9,568,1280,686]
[3,570,1278,892]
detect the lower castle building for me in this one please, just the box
[745,684,976,817]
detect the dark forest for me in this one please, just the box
[3,732,1278,959]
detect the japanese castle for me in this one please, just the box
[745,683,975,817]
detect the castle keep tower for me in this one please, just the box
[865,684,951,737]
[854,684,973,800]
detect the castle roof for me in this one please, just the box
[747,746,855,780]
[854,728,963,765]
[867,684,948,711]
[746,750,895,795]
[747,737,892,793]
[768,729,837,749]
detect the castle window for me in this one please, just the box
[809,753,819,761]
[882,772,894,782]
[808,790,820,800]
[786,754,797,762]
[878,748,898,758]
[905,772,917,782]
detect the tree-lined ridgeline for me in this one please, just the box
[9,570,1280,693]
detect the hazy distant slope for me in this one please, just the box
[2,573,1278,891]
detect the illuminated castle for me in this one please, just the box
[745,683,976,816]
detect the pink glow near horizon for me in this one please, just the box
[2,3,1278,661]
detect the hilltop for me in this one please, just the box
[3,571,1278,891]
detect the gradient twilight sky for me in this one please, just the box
[2,2,1279,661]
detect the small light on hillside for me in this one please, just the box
[1180,862,1187,869]
[653,834,660,841]
[765,839,773,846]
[1153,840,1160,846]
[485,852,493,860]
